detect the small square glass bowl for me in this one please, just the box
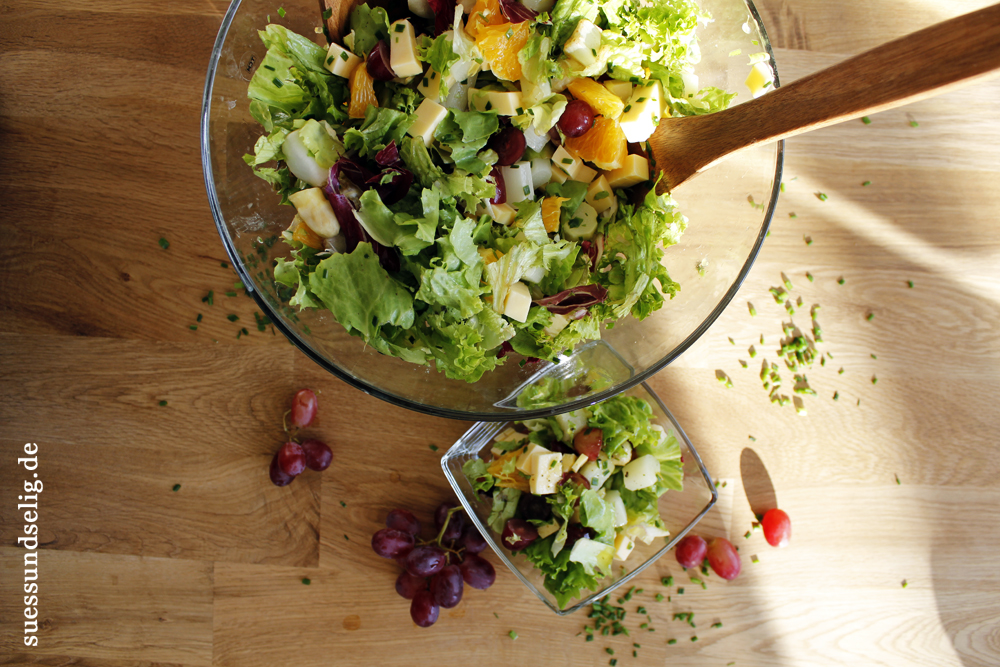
[441,382,718,615]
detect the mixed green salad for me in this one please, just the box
[245,0,735,382]
[462,389,683,608]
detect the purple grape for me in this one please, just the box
[405,545,447,577]
[434,502,466,543]
[558,99,595,138]
[518,493,553,522]
[460,525,487,554]
[366,40,396,81]
[410,590,440,628]
[268,451,295,487]
[386,509,421,536]
[395,571,428,600]
[277,442,306,477]
[459,554,496,589]
[301,439,332,472]
[489,166,506,205]
[430,564,464,608]
[489,125,526,166]
[565,523,592,549]
[371,528,415,559]
[501,518,538,551]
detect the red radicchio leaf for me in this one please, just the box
[327,157,375,194]
[533,284,608,315]
[365,167,413,205]
[426,0,457,35]
[374,141,402,168]
[499,0,537,23]
[496,340,514,359]
[323,187,400,273]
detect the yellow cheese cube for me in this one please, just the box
[585,175,614,213]
[468,88,523,116]
[389,20,423,77]
[407,98,449,146]
[561,453,577,472]
[605,154,650,189]
[503,281,532,323]
[548,164,569,184]
[491,202,516,226]
[551,146,597,184]
[515,443,552,474]
[324,42,362,78]
[563,19,602,67]
[745,61,774,98]
[288,187,340,238]
[542,312,569,337]
[613,532,636,561]
[537,521,560,539]
[571,454,588,473]
[604,80,633,103]
[530,453,564,495]
[619,82,663,143]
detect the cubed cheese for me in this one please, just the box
[603,80,633,103]
[542,312,569,337]
[502,162,534,203]
[579,457,614,490]
[745,61,774,98]
[605,154,650,189]
[323,42,362,78]
[503,281,532,322]
[288,187,340,238]
[561,454,577,472]
[571,454,588,473]
[537,521,560,539]
[619,82,663,143]
[551,146,597,183]
[530,158,552,189]
[561,201,598,242]
[585,175,614,213]
[417,67,445,101]
[554,409,588,442]
[468,88,523,115]
[612,532,636,561]
[530,453,564,495]
[407,98,449,146]
[515,443,552,474]
[563,19,602,67]
[548,163,569,184]
[389,20,422,77]
[622,454,660,490]
[490,202,516,226]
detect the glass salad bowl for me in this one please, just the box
[201,0,782,421]
[441,381,717,614]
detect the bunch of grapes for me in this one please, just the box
[269,389,333,486]
[371,502,496,627]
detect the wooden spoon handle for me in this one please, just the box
[695,3,1000,162]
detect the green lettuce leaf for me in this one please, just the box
[297,119,345,168]
[523,535,602,608]
[434,109,499,175]
[400,136,446,188]
[419,33,460,75]
[462,459,495,494]
[343,106,416,159]
[485,243,542,315]
[551,0,600,48]
[578,489,615,543]
[355,189,436,255]
[348,3,390,57]
[488,488,522,533]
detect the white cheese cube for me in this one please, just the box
[619,82,663,143]
[530,158,552,190]
[612,532,636,561]
[585,175,614,213]
[389,20,423,77]
[604,80,633,103]
[571,454,588,473]
[495,427,528,443]
[608,441,633,467]
[622,454,660,491]
[561,202,598,242]
[408,0,434,18]
[579,457,614,490]
[468,88,523,116]
[537,521,560,539]
[530,453,564,494]
[407,98,449,146]
[515,443,552,474]
[489,202,516,226]
[745,61,774,98]
[522,123,550,152]
[605,154,650,189]
[542,312,569,337]
[324,42,362,78]
[502,162,534,204]
[563,19,602,67]
[503,281,532,323]
[554,409,588,442]
[288,187,340,238]
[603,490,628,528]
[551,146,597,184]
[561,453,577,472]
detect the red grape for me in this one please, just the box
[395,571,427,600]
[410,590,440,627]
[674,534,708,569]
[706,537,741,580]
[573,427,603,460]
[434,502,466,543]
[518,493,553,522]
[277,442,306,477]
[371,528,415,559]
[557,99,595,138]
[565,523,592,549]
[489,165,506,205]
[460,525,487,554]
[488,125,526,166]
[459,554,496,589]
[268,451,295,486]
[405,545,448,577]
[430,564,464,608]
[501,518,538,551]
[386,508,421,536]
[301,439,332,471]
[366,40,396,81]
[289,389,317,428]
[761,508,791,547]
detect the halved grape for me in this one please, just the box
[489,125,527,166]
[301,439,332,472]
[573,427,603,460]
[431,564,464,608]
[410,590,440,627]
[761,509,791,547]
[501,519,538,551]
[395,571,428,600]
[386,509,421,536]
[289,389,318,428]
[405,545,447,577]
[707,537,742,580]
[277,442,306,477]
[518,493,552,523]
[371,528,415,559]
[557,99,595,138]
[565,523,592,549]
[489,166,506,205]
[459,554,496,589]
[675,534,708,569]
[366,40,396,81]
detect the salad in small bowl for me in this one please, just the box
[441,378,717,613]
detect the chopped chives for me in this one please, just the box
[196,313,203,322]
[789,212,797,218]
[220,261,228,268]
[895,474,901,485]
[804,235,813,245]
[277,6,285,17]
[428,444,439,451]
[668,639,677,645]
[159,400,168,406]
[908,280,914,288]
[189,324,198,331]
[815,192,828,201]
[509,630,518,640]
[662,576,673,586]
[862,116,872,124]
[172,483,181,491]
[606,648,614,655]
[866,312,874,321]
[909,120,919,127]
[301,577,311,585]
[837,277,845,285]
[862,180,872,186]
[158,237,170,250]
[748,302,757,316]
[227,314,239,322]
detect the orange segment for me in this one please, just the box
[348,61,377,119]
[293,220,324,250]
[466,0,503,38]
[567,78,626,119]
[542,197,568,233]
[487,447,530,492]
[564,116,628,171]
[476,22,530,81]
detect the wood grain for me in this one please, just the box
[1,0,1000,665]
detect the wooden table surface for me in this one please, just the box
[2,0,999,665]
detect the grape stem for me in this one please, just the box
[281,409,299,443]
[432,506,463,546]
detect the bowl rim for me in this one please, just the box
[200,0,784,422]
